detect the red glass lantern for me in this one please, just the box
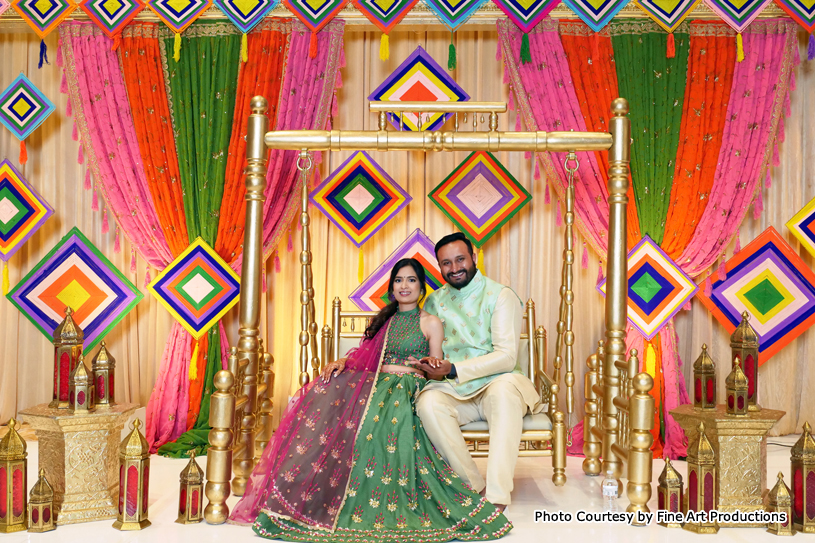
[0,419,27,533]
[28,469,55,533]
[725,357,748,417]
[91,341,116,409]
[684,422,718,534]
[176,451,203,524]
[692,344,716,410]
[767,471,794,536]
[731,311,760,411]
[50,307,84,409]
[791,421,815,533]
[69,355,94,414]
[113,420,150,531]
[657,458,683,528]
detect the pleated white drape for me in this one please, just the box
[1,28,813,437]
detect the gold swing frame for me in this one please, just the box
[202,97,655,525]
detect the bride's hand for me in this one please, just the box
[321,358,347,382]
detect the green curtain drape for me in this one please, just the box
[611,25,690,245]
[157,22,241,457]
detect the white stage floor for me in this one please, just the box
[4,434,799,542]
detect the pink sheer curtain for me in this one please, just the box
[58,22,173,269]
[499,18,798,458]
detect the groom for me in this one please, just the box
[411,233,541,511]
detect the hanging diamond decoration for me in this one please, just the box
[787,194,815,258]
[597,235,698,340]
[0,73,55,142]
[696,226,815,364]
[0,159,53,262]
[80,0,145,42]
[310,151,411,248]
[775,0,815,33]
[283,0,346,33]
[12,0,76,40]
[148,237,240,339]
[7,227,143,352]
[214,0,280,34]
[147,0,212,34]
[634,0,701,32]
[352,0,419,35]
[350,229,445,311]
[429,151,531,248]
[423,0,488,31]
[369,46,470,132]
[493,0,561,34]
[704,0,773,33]
[561,0,630,32]
[0,0,10,17]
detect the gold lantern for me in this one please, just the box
[731,311,760,411]
[68,355,94,414]
[791,421,815,533]
[28,469,55,533]
[684,422,718,534]
[91,341,116,409]
[51,307,84,409]
[0,419,27,533]
[725,357,749,417]
[692,343,716,410]
[113,419,151,531]
[768,471,795,536]
[176,451,204,524]
[657,457,683,528]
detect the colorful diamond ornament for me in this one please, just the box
[424,0,488,31]
[775,0,815,34]
[369,46,470,132]
[493,0,560,34]
[704,0,773,33]
[696,226,815,364]
[7,227,143,352]
[214,0,280,34]
[787,195,815,258]
[0,0,10,17]
[0,159,53,262]
[635,0,702,32]
[429,151,531,249]
[0,73,55,141]
[283,0,346,34]
[597,235,698,340]
[147,0,212,34]
[561,0,630,32]
[310,151,411,248]
[12,0,76,40]
[352,0,419,59]
[80,0,145,43]
[350,229,445,311]
[148,237,240,339]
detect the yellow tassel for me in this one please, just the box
[477,247,485,275]
[189,341,199,381]
[358,248,364,284]
[379,33,389,61]
[174,32,181,62]
[241,33,248,63]
[2,262,8,295]
[644,341,656,377]
[736,33,744,63]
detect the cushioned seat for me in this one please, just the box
[460,413,552,432]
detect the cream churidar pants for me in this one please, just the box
[415,380,525,505]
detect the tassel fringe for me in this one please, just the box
[84,168,92,190]
[78,145,84,165]
[60,72,68,94]
[66,98,72,117]
[101,208,109,234]
[92,189,99,211]
[274,253,281,273]
[358,248,364,284]
[556,200,562,227]
[534,159,541,181]
[309,32,318,59]
[56,41,63,67]
[114,228,121,253]
[666,33,675,58]
[734,232,741,254]
[478,247,485,275]
[130,249,137,273]
[38,40,49,69]
[736,33,744,62]
[717,256,727,281]
[189,342,199,381]
[597,264,604,286]
[2,262,8,295]
[581,244,588,269]
[173,32,181,62]
[72,122,78,141]
[241,33,248,63]
[683,299,692,311]
[19,140,27,165]
[144,266,151,287]
[544,183,551,204]
[809,34,815,61]
[520,33,531,64]
[704,276,712,297]
[448,41,457,71]
[287,231,293,252]
[380,33,389,61]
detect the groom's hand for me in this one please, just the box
[407,356,452,380]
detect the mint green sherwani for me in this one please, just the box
[416,271,541,505]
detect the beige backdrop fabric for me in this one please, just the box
[0,28,812,438]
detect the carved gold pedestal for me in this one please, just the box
[671,404,784,527]
[19,403,138,525]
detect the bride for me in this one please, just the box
[229,258,512,542]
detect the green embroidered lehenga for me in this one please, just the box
[231,308,511,542]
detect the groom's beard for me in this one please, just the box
[443,262,477,290]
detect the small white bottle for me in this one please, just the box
[602,478,620,512]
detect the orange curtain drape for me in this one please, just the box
[216,20,289,265]
[120,22,189,258]
[662,21,737,259]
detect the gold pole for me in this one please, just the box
[582,346,601,476]
[298,151,314,388]
[255,350,274,456]
[602,98,631,494]
[204,369,235,524]
[231,96,269,497]
[627,372,655,518]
